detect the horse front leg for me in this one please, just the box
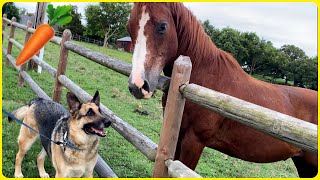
[175,128,205,170]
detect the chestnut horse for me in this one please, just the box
[127,3,317,177]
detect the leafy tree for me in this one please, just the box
[19,7,28,15]
[85,3,132,47]
[240,32,264,74]
[2,2,21,22]
[58,5,85,36]
[257,43,289,79]
[280,44,307,62]
[215,27,248,65]
[285,57,317,90]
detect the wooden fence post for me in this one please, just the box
[153,56,192,177]
[2,14,7,43]
[53,29,72,102]
[18,20,33,87]
[6,17,16,65]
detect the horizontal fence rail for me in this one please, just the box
[180,84,317,153]
[55,31,103,46]
[95,155,118,178]
[165,160,202,178]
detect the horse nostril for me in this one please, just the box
[142,80,150,92]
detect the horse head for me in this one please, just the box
[127,3,178,99]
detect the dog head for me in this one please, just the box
[67,91,111,137]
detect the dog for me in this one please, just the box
[9,91,111,178]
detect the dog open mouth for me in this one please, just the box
[83,123,106,137]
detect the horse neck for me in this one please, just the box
[169,3,250,85]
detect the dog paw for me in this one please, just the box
[40,173,50,178]
[14,173,24,178]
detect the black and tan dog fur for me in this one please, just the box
[9,91,111,178]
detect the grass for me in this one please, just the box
[2,28,298,178]
[252,74,294,86]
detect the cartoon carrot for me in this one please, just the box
[16,4,72,66]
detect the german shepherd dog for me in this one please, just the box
[9,91,111,178]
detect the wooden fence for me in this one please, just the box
[2,15,317,178]
[55,31,104,46]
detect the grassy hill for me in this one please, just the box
[2,28,298,178]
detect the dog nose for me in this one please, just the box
[104,120,111,128]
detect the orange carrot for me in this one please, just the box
[16,24,54,66]
[15,4,72,66]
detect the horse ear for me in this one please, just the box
[66,92,81,113]
[91,90,100,106]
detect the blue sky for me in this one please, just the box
[14,2,317,57]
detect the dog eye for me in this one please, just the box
[157,22,167,34]
[86,108,95,116]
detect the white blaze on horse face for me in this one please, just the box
[131,8,150,88]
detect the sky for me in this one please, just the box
[14,2,317,57]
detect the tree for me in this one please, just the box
[256,43,289,79]
[285,57,317,90]
[19,7,28,15]
[240,32,264,74]
[58,5,85,36]
[280,44,307,62]
[2,2,21,22]
[85,3,132,47]
[215,27,248,65]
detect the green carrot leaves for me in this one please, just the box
[55,15,72,26]
[47,4,73,27]
[46,4,54,21]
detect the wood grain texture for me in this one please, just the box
[165,160,202,178]
[19,21,33,87]
[6,17,16,65]
[53,29,71,102]
[153,56,192,177]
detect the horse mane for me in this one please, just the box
[164,3,248,80]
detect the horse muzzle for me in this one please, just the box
[128,76,153,99]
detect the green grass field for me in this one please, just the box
[2,28,298,178]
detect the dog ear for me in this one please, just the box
[67,92,81,113]
[91,90,100,106]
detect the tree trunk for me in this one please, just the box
[103,31,108,47]
[249,58,256,75]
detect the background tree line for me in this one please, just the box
[202,20,317,90]
[3,3,317,90]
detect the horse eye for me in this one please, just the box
[157,22,167,34]
[86,108,94,116]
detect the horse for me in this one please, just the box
[127,3,318,177]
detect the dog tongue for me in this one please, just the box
[91,127,106,136]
